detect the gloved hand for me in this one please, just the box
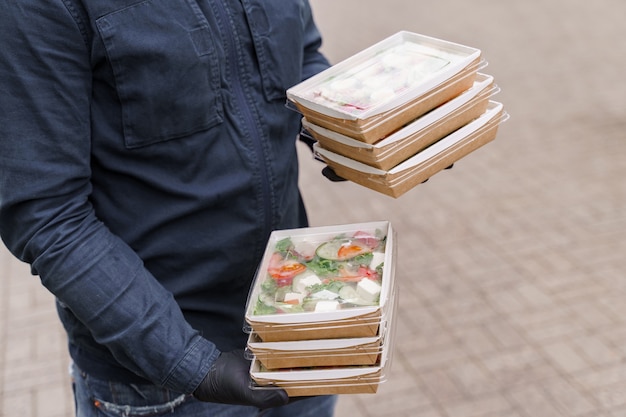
[298,129,347,183]
[193,350,289,409]
[321,166,346,182]
[421,164,454,183]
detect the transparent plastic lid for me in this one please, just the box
[287,31,481,121]
[244,222,396,326]
[302,73,497,151]
[247,288,399,393]
[313,101,506,177]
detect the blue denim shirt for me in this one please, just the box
[0,0,329,394]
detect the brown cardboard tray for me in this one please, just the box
[249,309,396,397]
[246,288,396,368]
[304,73,497,170]
[287,31,483,143]
[294,58,482,143]
[251,369,385,396]
[246,310,384,342]
[313,102,508,198]
[244,222,396,342]
[248,334,383,369]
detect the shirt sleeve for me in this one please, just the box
[0,0,217,394]
[301,0,331,81]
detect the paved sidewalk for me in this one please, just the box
[2,0,626,416]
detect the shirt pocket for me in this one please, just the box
[96,0,223,149]
[243,0,307,102]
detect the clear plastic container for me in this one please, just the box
[287,31,483,143]
[245,285,397,369]
[314,102,509,198]
[244,221,396,341]
[303,73,499,170]
[248,288,398,396]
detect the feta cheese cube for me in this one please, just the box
[283,292,304,304]
[357,278,381,302]
[315,300,339,312]
[293,273,322,293]
[369,252,385,270]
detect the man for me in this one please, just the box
[0,0,336,415]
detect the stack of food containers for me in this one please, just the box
[244,221,397,396]
[287,31,509,198]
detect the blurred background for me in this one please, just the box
[2,0,626,416]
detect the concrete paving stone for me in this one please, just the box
[506,384,570,417]
[483,286,530,315]
[573,363,626,394]
[542,377,599,416]
[461,264,529,293]
[542,340,595,376]
[513,281,555,307]
[578,412,613,417]
[611,408,626,417]
[2,359,69,395]
[332,396,361,417]
[571,335,624,369]
[36,384,73,417]
[507,301,577,326]
[589,264,626,291]
[598,327,626,358]
[419,367,467,405]
[538,270,611,302]
[522,315,588,344]
[351,381,432,416]
[479,345,560,388]
[480,410,527,417]
[567,302,622,333]
[590,383,626,411]
[441,360,502,398]
[2,389,34,417]
[397,325,456,355]
[34,329,67,360]
[395,304,443,335]
[483,320,528,351]
[442,394,515,417]
[452,325,502,358]
[428,293,500,328]
[598,295,626,323]
[4,315,63,349]
[3,333,35,364]
[405,343,471,374]
[374,363,433,407]
[407,269,467,301]
[550,280,613,309]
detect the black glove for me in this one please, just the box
[193,350,289,409]
[298,129,346,183]
[321,166,346,182]
[421,164,454,183]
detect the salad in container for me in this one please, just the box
[244,221,396,341]
[246,285,398,369]
[248,288,398,396]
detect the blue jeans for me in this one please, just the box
[71,364,337,417]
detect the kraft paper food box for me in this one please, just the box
[314,102,509,198]
[303,73,498,170]
[246,286,397,369]
[244,221,396,342]
[287,31,483,143]
[248,312,395,397]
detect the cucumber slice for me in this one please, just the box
[316,239,371,261]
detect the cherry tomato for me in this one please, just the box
[267,253,306,286]
[337,243,369,260]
